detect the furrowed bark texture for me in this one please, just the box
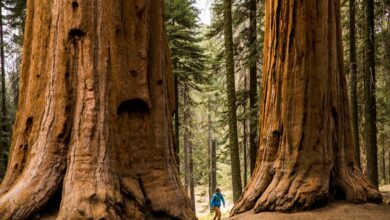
[363,0,378,188]
[349,0,360,167]
[0,0,195,219]
[231,0,382,215]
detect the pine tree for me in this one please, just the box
[223,0,242,202]
[363,0,378,188]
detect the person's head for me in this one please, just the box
[215,188,221,194]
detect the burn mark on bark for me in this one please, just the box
[25,117,33,134]
[272,130,281,137]
[115,27,122,36]
[32,181,63,219]
[117,99,149,115]
[71,1,79,10]
[348,161,354,170]
[135,1,146,19]
[68,28,85,40]
[129,70,138,78]
[288,1,297,49]
[331,106,339,132]
[90,193,98,204]
[137,178,180,219]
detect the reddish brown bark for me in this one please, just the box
[231,0,381,215]
[0,1,195,219]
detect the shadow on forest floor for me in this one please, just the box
[227,201,390,220]
[223,185,390,220]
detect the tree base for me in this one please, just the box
[231,161,382,215]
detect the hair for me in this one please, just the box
[215,188,220,193]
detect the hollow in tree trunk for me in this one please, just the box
[0,1,195,219]
[230,0,382,215]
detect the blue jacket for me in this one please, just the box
[210,192,225,208]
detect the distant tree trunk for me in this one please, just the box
[211,139,217,192]
[243,74,248,186]
[363,0,378,188]
[208,98,214,200]
[223,0,243,202]
[231,0,381,215]
[381,134,386,183]
[183,83,195,212]
[0,0,7,179]
[174,75,180,173]
[189,141,195,212]
[184,85,190,194]
[0,1,195,219]
[243,110,247,187]
[349,0,360,167]
[248,0,258,176]
[388,144,390,184]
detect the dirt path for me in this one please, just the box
[227,202,390,220]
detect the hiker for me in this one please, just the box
[210,188,225,220]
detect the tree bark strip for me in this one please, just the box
[363,0,378,188]
[349,0,360,167]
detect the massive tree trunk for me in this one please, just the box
[248,0,258,175]
[0,1,195,219]
[223,0,243,202]
[363,0,378,188]
[231,0,382,215]
[0,0,7,178]
[349,0,360,167]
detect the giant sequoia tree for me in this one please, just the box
[0,1,195,219]
[231,0,382,215]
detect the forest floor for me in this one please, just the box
[195,184,390,220]
[227,185,390,220]
[227,202,390,220]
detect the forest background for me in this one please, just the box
[0,0,388,219]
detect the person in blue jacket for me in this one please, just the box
[210,188,225,220]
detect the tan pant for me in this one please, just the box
[213,207,221,220]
